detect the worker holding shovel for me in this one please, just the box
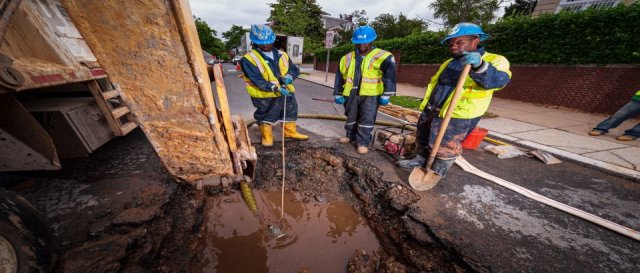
[240,25,308,147]
[396,23,511,190]
[333,25,397,154]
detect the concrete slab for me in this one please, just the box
[583,147,640,171]
[487,105,528,117]
[538,109,608,124]
[510,113,588,128]
[510,129,628,153]
[490,99,550,113]
[479,117,545,134]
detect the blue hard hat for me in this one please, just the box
[351,26,377,44]
[441,23,489,45]
[249,24,275,45]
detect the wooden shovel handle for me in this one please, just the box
[426,64,472,169]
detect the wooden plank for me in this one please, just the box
[111,106,129,119]
[212,64,237,152]
[86,80,121,135]
[119,121,137,136]
[101,89,119,100]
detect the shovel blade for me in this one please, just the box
[408,167,443,191]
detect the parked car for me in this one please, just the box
[232,55,242,65]
[202,50,218,80]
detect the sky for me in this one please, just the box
[188,0,442,38]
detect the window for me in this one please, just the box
[556,0,619,12]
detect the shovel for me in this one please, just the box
[409,64,471,191]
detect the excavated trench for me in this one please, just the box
[195,146,479,273]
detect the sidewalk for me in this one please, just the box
[298,67,640,180]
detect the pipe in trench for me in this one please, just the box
[246,114,417,131]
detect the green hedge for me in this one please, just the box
[315,3,640,64]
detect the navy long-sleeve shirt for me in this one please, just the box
[333,50,396,96]
[426,46,511,109]
[241,49,300,92]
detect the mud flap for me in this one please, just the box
[0,94,60,171]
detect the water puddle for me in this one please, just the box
[199,190,381,272]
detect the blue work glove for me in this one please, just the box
[279,87,291,96]
[461,51,482,68]
[378,96,390,106]
[334,95,345,104]
[283,75,293,85]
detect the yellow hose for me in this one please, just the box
[246,114,416,131]
[239,181,258,213]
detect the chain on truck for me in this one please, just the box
[0,0,256,272]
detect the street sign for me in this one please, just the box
[325,31,335,49]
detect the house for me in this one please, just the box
[533,0,635,15]
[320,15,354,32]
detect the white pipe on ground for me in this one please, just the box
[455,156,640,242]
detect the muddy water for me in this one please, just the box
[199,190,380,272]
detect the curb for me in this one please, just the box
[487,131,640,182]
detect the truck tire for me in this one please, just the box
[0,190,54,273]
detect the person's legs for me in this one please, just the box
[428,117,481,176]
[593,100,640,133]
[622,122,640,138]
[251,97,279,146]
[396,110,435,169]
[282,94,308,140]
[354,96,378,147]
[343,93,360,142]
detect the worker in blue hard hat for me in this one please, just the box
[240,24,307,147]
[333,25,397,154]
[396,22,512,189]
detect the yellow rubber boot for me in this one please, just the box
[259,124,273,147]
[284,122,309,140]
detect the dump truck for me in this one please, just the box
[0,0,256,271]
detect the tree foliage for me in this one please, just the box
[222,25,248,50]
[334,10,369,46]
[316,3,640,64]
[371,13,427,39]
[194,17,226,56]
[429,0,500,27]
[503,0,537,17]
[267,0,327,39]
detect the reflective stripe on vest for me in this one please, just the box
[242,50,295,98]
[339,48,392,97]
[419,52,512,119]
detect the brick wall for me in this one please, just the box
[315,61,640,115]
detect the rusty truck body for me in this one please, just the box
[0,0,255,271]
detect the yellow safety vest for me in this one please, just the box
[338,48,392,96]
[242,50,295,98]
[419,52,512,119]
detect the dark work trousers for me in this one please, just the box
[343,91,379,146]
[251,93,298,125]
[416,108,480,174]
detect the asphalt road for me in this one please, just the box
[221,63,640,272]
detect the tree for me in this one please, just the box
[429,0,501,27]
[503,0,537,17]
[194,17,226,56]
[267,0,328,39]
[335,10,369,46]
[222,25,248,49]
[371,13,427,39]
[350,9,369,26]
